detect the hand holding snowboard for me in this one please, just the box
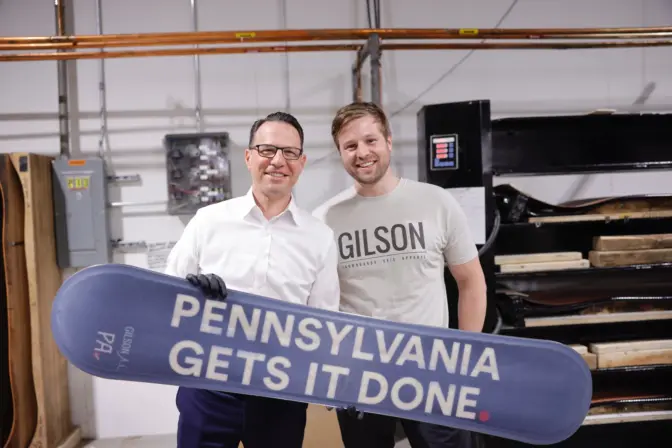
[186,273,228,300]
[50,264,592,445]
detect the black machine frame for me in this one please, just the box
[417,99,672,447]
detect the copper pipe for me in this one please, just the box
[381,40,672,50]
[1,40,670,63]
[1,31,671,52]
[0,44,362,62]
[1,26,671,49]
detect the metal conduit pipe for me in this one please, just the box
[54,0,70,157]
[95,0,110,164]
[190,0,204,132]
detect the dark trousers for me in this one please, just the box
[176,387,307,448]
[337,409,474,448]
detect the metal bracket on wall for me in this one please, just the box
[107,200,167,208]
[351,33,382,106]
[107,174,141,184]
[111,239,177,253]
[111,239,148,253]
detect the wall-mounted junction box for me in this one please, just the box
[52,157,111,268]
[164,132,233,215]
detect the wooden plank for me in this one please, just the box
[595,348,672,369]
[1,155,37,448]
[524,310,672,327]
[499,259,589,273]
[583,353,598,370]
[569,344,588,355]
[528,210,672,223]
[569,345,597,370]
[583,410,672,426]
[589,248,672,267]
[10,154,79,448]
[588,339,672,354]
[495,252,582,265]
[593,234,672,251]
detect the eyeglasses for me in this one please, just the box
[249,144,303,161]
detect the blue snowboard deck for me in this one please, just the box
[51,264,592,445]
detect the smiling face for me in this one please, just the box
[335,114,392,186]
[244,120,306,200]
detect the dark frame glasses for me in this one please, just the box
[249,144,303,160]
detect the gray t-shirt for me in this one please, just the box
[312,178,478,328]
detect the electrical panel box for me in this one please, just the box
[164,132,232,215]
[52,157,111,268]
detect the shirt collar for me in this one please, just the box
[235,187,302,226]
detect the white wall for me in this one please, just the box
[2,0,671,440]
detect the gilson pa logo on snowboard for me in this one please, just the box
[92,327,135,371]
[93,330,115,360]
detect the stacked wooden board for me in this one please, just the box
[495,251,590,273]
[570,340,672,423]
[589,233,672,267]
[570,339,672,370]
[587,339,672,370]
[496,235,672,272]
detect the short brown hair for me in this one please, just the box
[331,101,391,149]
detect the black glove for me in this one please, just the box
[186,273,228,301]
[345,405,364,420]
[332,405,363,420]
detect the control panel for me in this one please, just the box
[429,134,459,171]
[164,132,233,215]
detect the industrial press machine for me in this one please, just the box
[417,99,672,447]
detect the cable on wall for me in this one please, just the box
[366,0,381,29]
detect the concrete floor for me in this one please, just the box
[79,435,176,448]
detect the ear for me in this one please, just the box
[386,135,393,151]
[244,148,252,169]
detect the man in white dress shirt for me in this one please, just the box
[164,111,340,448]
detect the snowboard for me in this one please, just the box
[1,154,37,448]
[51,263,592,445]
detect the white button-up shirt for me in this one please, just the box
[164,189,340,311]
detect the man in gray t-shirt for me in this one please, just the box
[312,101,487,448]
